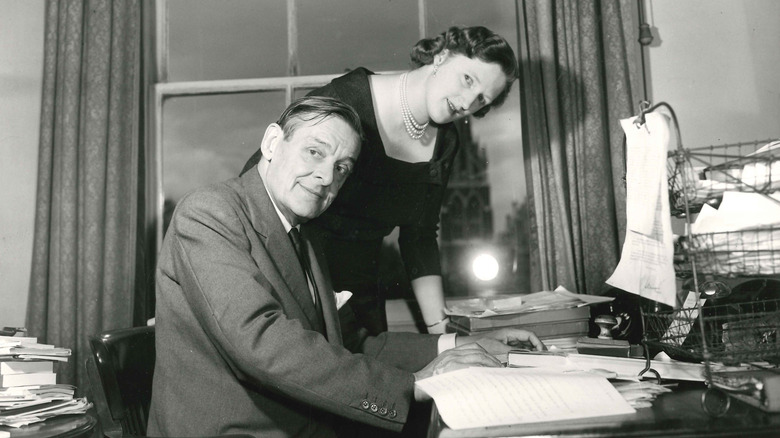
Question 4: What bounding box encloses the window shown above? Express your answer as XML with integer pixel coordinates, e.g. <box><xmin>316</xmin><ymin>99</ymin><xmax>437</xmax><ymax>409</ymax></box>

<box><xmin>151</xmin><ymin>0</ymin><xmax>529</xmax><ymax>297</ymax></box>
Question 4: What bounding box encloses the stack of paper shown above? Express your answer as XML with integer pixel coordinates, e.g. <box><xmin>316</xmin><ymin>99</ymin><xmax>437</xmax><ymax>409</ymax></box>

<box><xmin>0</xmin><ymin>334</ymin><xmax>85</xmax><ymax>427</ymax></box>
<box><xmin>688</xmin><ymin>191</ymin><xmax>780</xmax><ymax>275</ymax></box>
<box><xmin>0</xmin><ymin>395</ymin><xmax>90</xmax><ymax>427</ymax></box>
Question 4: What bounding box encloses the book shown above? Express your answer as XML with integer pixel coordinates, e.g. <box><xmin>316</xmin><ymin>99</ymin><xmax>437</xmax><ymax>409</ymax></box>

<box><xmin>0</xmin><ymin>360</ymin><xmax>54</xmax><ymax>375</ymax></box>
<box><xmin>576</xmin><ymin>337</ymin><xmax>631</xmax><ymax>357</ymax></box>
<box><xmin>0</xmin><ymin>336</ymin><xmax>38</xmax><ymax>345</ymax></box>
<box><xmin>449</xmin><ymin>305</ymin><xmax>591</xmax><ymax>331</ymax></box>
<box><xmin>0</xmin><ymin>346</ymin><xmax>70</xmax><ymax>357</ymax></box>
<box><xmin>507</xmin><ymin>351</ymin><xmax>745</xmax><ymax>382</ymax></box>
<box><xmin>0</xmin><ymin>384</ymin><xmax>75</xmax><ymax>399</ymax></box>
<box><xmin>448</xmin><ymin>318</ymin><xmax>590</xmax><ymax>339</ymax></box>
<box><xmin>0</xmin><ymin>372</ymin><xmax>57</xmax><ymax>388</ymax></box>
<box><xmin>11</xmin><ymin>354</ymin><xmax>69</xmax><ymax>363</ymax></box>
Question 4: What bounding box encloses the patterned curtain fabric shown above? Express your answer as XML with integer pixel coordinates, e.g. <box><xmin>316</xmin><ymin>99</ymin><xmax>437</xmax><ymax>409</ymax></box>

<box><xmin>26</xmin><ymin>0</ymin><xmax>144</xmax><ymax>389</ymax></box>
<box><xmin>518</xmin><ymin>0</ymin><xmax>643</xmax><ymax>295</ymax></box>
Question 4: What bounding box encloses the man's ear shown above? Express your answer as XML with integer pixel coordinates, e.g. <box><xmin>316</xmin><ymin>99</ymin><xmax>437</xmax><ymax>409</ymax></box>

<box><xmin>260</xmin><ymin>123</ymin><xmax>283</xmax><ymax>160</ymax></box>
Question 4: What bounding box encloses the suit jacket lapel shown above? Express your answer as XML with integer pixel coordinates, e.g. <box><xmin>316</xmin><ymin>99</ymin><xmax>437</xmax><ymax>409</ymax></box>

<box><xmin>239</xmin><ymin>169</ymin><xmax>324</xmax><ymax>332</ymax></box>
<box><xmin>302</xmin><ymin>228</ymin><xmax>342</xmax><ymax>345</ymax></box>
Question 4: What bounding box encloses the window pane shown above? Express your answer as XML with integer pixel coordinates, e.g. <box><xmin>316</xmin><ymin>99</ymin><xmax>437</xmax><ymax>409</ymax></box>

<box><xmin>427</xmin><ymin>1</ymin><xmax>528</xmax><ymax>295</ymax></box>
<box><xmin>427</xmin><ymin>0</ymin><xmax>518</xmax><ymax>48</ymax></box>
<box><xmin>293</xmin><ymin>87</ymin><xmax>318</xmax><ymax>101</ymax></box>
<box><xmin>162</xmin><ymin>92</ymin><xmax>285</xmax><ymax>207</ymax></box>
<box><xmin>167</xmin><ymin>0</ymin><xmax>287</xmax><ymax>81</ymax></box>
<box><xmin>297</xmin><ymin>0</ymin><xmax>418</xmax><ymax>74</ymax></box>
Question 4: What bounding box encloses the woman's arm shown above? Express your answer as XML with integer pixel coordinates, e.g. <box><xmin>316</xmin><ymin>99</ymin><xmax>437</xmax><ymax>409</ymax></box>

<box><xmin>411</xmin><ymin>275</ymin><xmax>448</xmax><ymax>334</ymax></box>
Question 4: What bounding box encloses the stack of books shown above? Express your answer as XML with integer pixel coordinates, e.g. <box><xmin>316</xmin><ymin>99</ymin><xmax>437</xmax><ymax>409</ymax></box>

<box><xmin>0</xmin><ymin>333</ymin><xmax>89</xmax><ymax>427</ymax></box>
<box><xmin>447</xmin><ymin>306</ymin><xmax>591</xmax><ymax>348</ymax></box>
<box><xmin>443</xmin><ymin>288</ymin><xmax>616</xmax><ymax>350</ymax></box>
<box><xmin>0</xmin><ymin>334</ymin><xmax>70</xmax><ymax>388</ymax></box>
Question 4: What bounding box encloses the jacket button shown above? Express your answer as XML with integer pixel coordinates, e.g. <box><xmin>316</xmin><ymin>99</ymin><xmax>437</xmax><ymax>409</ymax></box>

<box><xmin>370</xmin><ymin>403</ymin><xmax>378</xmax><ymax>412</ymax></box>
<box><xmin>388</xmin><ymin>409</ymin><xmax>397</xmax><ymax>418</ymax></box>
<box><xmin>379</xmin><ymin>407</ymin><xmax>388</xmax><ymax>416</ymax></box>
<box><xmin>361</xmin><ymin>400</ymin><xmax>370</xmax><ymax>409</ymax></box>
<box><xmin>429</xmin><ymin>168</ymin><xmax>439</xmax><ymax>177</ymax></box>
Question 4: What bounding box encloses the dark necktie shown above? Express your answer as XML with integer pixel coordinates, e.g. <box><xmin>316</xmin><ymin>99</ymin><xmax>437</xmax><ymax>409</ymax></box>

<box><xmin>288</xmin><ymin>228</ymin><xmax>323</xmax><ymax>319</ymax></box>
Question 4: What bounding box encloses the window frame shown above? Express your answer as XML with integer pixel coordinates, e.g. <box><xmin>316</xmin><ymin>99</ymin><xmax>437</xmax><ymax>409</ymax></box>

<box><xmin>148</xmin><ymin>0</ymin><xmax>430</xmax><ymax>249</ymax></box>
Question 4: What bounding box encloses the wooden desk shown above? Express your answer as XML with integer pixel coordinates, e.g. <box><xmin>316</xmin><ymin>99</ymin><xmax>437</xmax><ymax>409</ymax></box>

<box><xmin>428</xmin><ymin>382</ymin><xmax>780</xmax><ymax>438</ymax></box>
<box><xmin>0</xmin><ymin>413</ymin><xmax>96</xmax><ymax>438</ymax></box>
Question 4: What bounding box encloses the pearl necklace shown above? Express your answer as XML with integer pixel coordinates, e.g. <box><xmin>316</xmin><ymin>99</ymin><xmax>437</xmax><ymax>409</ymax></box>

<box><xmin>399</xmin><ymin>73</ymin><xmax>428</xmax><ymax>139</ymax></box>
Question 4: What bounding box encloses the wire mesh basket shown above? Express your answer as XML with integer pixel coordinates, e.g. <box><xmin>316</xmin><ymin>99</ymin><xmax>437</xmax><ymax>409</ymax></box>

<box><xmin>674</xmin><ymin>226</ymin><xmax>780</xmax><ymax>277</ymax></box>
<box><xmin>667</xmin><ymin>138</ymin><xmax>780</xmax><ymax>278</ymax></box>
<box><xmin>634</xmin><ymin>103</ymin><xmax>780</xmax><ymax>416</ymax></box>
<box><xmin>667</xmin><ymin>139</ymin><xmax>780</xmax><ymax>217</ymax></box>
<box><xmin>642</xmin><ymin>298</ymin><xmax>780</xmax><ymax>366</ymax></box>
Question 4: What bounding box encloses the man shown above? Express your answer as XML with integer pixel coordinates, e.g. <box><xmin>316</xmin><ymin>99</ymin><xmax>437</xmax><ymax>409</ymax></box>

<box><xmin>148</xmin><ymin>96</ymin><xmax>543</xmax><ymax>437</ymax></box>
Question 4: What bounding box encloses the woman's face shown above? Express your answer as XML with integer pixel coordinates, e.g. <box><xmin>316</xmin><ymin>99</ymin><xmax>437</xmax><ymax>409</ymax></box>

<box><xmin>426</xmin><ymin>52</ymin><xmax>508</xmax><ymax>124</ymax></box>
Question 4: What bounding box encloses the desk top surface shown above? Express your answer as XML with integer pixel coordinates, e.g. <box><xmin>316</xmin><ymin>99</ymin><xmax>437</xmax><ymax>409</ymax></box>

<box><xmin>430</xmin><ymin>382</ymin><xmax>780</xmax><ymax>438</ymax></box>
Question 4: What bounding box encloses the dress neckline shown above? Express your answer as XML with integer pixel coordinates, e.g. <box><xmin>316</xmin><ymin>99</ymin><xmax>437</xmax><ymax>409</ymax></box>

<box><xmin>361</xmin><ymin>68</ymin><xmax>443</xmax><ymax>167</ymax></box>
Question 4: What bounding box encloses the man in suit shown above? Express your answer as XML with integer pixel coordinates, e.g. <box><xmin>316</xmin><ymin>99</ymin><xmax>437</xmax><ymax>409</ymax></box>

<box><xmin>148</xmin><ymin>96</ymin><xmax>543</xmax><ymax>437</ymax></box>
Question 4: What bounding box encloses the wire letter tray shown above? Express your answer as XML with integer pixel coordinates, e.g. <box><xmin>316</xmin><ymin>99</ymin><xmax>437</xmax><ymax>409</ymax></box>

<box><xmin>643</xmin><ymin>298</ymin><xmax>780</xmax><ymax>365</ymax></box>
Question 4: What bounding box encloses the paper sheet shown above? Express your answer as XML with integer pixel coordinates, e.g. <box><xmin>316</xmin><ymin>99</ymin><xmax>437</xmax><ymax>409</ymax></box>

<box><xmin>445</xmin><ymin>286</ymin><xmax>613</xmax><ymax>317</ymax></box>
<box><xmin>691</xmin><ymin>191</ymin><xmax>780</xmax><ymax>233</ymax></box>
<box><xmin>415</xmin><ymin>367</ymin><xmax>634</xmax><ymax>430</ymax></box>
<box><xmin>606</xmin><ymin>112</ymin><xmax>677</xmax><ymax>307</ymax></box>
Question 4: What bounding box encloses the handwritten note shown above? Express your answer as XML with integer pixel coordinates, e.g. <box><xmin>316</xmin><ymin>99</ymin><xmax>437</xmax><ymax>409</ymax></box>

<box><xmin>415</xmin><ymin>367</ymin><xmax>634</xmax><ymax>430</ymax></box>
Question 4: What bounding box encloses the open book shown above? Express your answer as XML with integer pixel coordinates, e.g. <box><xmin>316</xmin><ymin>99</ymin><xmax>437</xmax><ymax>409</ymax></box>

<box><xmin>415</xmin><ymin>367</ymin><xmax>634</xmax><ymax>430</ymax></box>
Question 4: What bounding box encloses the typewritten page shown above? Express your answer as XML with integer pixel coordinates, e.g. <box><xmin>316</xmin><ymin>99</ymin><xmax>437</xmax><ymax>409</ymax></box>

<box><xmin>606</xmin><ymin>112</ymin><xmax>677</xmax><ymax>307</ymax></box>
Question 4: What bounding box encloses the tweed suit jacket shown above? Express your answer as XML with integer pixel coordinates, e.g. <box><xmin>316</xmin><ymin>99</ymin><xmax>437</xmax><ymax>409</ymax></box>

<box><xmin>147</xmin><ymin>168</ymin><xmax>439</xmax><ymax>437</ymax></box>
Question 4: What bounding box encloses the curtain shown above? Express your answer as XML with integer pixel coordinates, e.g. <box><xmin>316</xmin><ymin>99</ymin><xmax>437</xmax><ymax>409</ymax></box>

<box><xmin>518</xmin><ymin>0</ymin><xmax>643</xmax><ymax>295</ymax></box>
<box><xmin>26</xmin><ymin>0</ymin><xmax>146</xmax><ymax>390</ymax></box>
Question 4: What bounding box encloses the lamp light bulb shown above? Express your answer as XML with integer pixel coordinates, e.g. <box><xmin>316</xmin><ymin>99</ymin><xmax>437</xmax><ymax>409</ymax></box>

<box><xmin>472</xmin><ymin>254</ymin><xmax>499</xmax><ymax>281</ymax></box>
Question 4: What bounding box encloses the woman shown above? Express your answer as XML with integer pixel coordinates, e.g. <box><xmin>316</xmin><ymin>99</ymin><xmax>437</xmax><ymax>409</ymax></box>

<box><xmin>241</xmin><ymin>26</ymin><xmax>517</xmax><ymax>335</ymax></box>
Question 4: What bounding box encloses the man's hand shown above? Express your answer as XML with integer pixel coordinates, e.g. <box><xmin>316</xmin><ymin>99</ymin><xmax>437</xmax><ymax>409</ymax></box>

<box><xmin>412</xmin><ymin>343</ymin><xmax>502</xmax><ymax>401</ymax></box>
<box><xmin>456</xmin><ymin>328</ymin><xmax>546</xmax><ymax>355</ymax></box>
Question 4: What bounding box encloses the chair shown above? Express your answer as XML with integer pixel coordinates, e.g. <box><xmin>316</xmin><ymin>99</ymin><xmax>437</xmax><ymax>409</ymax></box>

<box><xmin>86</xmin><ymin>325</ymin><xmax>250</xmax><ymax>438</ymax></box>
<box><xmin>86</xmin><ymin>326</ymin><xmax>156</xmax><ymax>438</ymax></box>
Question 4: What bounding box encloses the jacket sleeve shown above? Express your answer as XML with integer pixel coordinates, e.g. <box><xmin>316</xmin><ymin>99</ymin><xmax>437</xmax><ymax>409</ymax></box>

<box><xmin>165</xmin><ymin>189</ymin><xmax>437</xmax><ymax>431</ymax></box>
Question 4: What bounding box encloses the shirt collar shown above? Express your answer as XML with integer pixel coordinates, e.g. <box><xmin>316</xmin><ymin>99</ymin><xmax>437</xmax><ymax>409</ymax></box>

<box><xmin>258</xmin><ymin>166</ymin><xmax>297</xmax><ymax>233</ymax></box>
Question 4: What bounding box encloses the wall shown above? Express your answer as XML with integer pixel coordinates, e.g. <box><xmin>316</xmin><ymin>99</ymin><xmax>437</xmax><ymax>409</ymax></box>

<box><xmin>644</xmin><ymin>0</ymin><xmax>780</xmax><ymax>147</ymax></box>
<box><xmin>0</xmin><ymin>0</ymin><xmax>44</xmax><ymax>327</ymax></box>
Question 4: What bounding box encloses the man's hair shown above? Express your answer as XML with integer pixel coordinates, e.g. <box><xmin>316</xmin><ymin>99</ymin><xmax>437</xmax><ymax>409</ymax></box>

<box><xmin>276</xmin><ymin>96</ymin><xmax>364</xmax><ymax>141</ymax></box>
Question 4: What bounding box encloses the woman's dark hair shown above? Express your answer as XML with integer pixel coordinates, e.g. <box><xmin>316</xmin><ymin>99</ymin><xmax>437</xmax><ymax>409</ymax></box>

<box><xmin>410</xmin><ymin>26</ymin><xmax>518</xmax><ymax>118</ymax></box>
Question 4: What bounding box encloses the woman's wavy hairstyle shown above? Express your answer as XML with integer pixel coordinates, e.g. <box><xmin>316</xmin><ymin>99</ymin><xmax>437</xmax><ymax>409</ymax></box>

<box><xmin>410</xmin><ymin>26</ymin><xmax>518</xmax><ymax>118</ymax></box>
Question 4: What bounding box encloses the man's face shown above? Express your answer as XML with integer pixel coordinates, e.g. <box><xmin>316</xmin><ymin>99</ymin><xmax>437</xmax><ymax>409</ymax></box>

<box><xmin>261</xmin><ymin>116</ymin><xmax>360</xmax><ymax>226</ymax></box>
